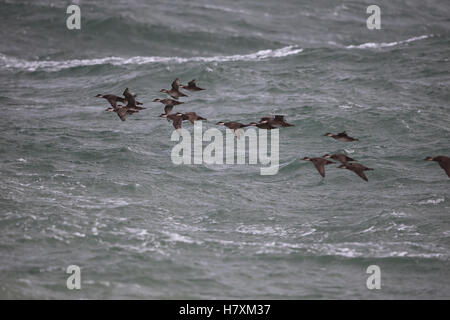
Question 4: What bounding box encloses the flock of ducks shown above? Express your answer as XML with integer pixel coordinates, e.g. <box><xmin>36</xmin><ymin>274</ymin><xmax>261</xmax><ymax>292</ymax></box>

<box><xmin>95</xmin><ymin>78</ymin><xmax>450</xmax><ymax>181</ymax></box>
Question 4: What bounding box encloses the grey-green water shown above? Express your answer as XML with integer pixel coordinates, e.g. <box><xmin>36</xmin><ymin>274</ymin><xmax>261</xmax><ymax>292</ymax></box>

<box><xmin>0</xmin><ymin>0</ymin><xmax>449</xmax><ymax>299</ymax></box>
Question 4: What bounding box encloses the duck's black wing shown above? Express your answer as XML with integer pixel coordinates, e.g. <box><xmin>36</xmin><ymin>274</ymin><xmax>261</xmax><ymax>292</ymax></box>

<box><xmin>171</xmin><ymin>78</ymin><xmax>181</xmax><ymax>90</ymax></box>
<box><xmin>164</xmin><ymin>105</ymin><xmax>174</xmax><ymax>115</ymax></box>
<box><xmin>312</xmin><ymin>159</ymin><xmax>327</xmax><ymax>177</ymax></box>
<box><xmin>438</xmin><ymin>158</ymin><xmax>450</xmax><ymax>178</ymax></box>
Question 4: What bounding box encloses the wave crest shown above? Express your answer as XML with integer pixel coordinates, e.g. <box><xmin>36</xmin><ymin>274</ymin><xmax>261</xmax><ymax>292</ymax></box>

<box><xmin>0</xmin><ymin>46</ymin><xmax>303</xmax><ymax>72</ymax></box>
<box><xmin>346</xmin><ymin>34</ymin><xmax>431</xmax><ymax>49</ymax></box>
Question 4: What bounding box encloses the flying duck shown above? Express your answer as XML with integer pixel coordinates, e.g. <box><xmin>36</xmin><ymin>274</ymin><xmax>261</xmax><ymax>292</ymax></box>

<box><xmin>181</xmin><ymin>112</ymin><xmax>207</xmax><ymax>124</ymax></box>
<box><xmin>424</xmin><ymin>156</ymin><xmax>450</xmax><ymax>178</ymax></box>
<box><xmin>323</xmin><ymin>153</ymin><xmax>356</xmax><ymax>164</ymax></box>
<box><xmin>106</xmin><ymin>105</ymin><xmax>140</xmax><ymax>121</ymax></box>
<box><xmin>216</xmin><ymin>121</ymin><xmax>252</xmax><ymax>137</ymax></box>
<box><xmin>248</xmin><ymin>121</ymin><xmax>276</xmax><ymax>130</ymax></box>
<box><xmin>160</xmin><ymin>78</ymin><xmax>188</xmax><ymax>100</ymax></box>
<box><xmin>338</xmin><ymin>163</ymin><xmax>373</xmax><ymax>181</ymax></box>
<box><xmin>153</xmin><ymin>98</ymin><xmax>184</xmax><ymax>115</ymax></box>
<box><xmin>324</xmin><ymin>131</ymin><xmax>359</xmax><ymax>142</ymax></box>
<box><xmin>302</xmin><ymin>157</ymin><xmax>335</xmax><ymax>178</ymax></box>
<box><xmin>122</xmin><ymin>88</ymin><xmax>145</xmax><ymax>110</ymax></box>
<box><xmin>160</xmin><ymin>112</ymin><xmax>184</xmax><ymax>133</ymax></box>
<box><xmin>95</xmin><ymin>94</ymin><xmax>126</xmax><ymax>109</ymax></box>
<box><xmin>181</xmin><ymin>79</ymin><xmax>205</xmax><ymax>91</ymax></box>
<box><xmin>260</xmin><ymin>115</ymin><xmax>294</xmax><ymax>127</ymax></box>
<box><xmin>153</xmin><ymin>98</ymin><xmax>184</xmax><ymax>107</ymax></box>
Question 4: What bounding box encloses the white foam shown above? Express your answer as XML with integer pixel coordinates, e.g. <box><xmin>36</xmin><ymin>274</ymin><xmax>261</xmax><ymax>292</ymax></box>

<box><xmin>200</xmin><ymin>4</ymin><xmax>250</xmax><ymax>15</ymax></box>
<box><xmin>0</xmin><ymin>46</ymin><xmax>303</xmax><ymax>72</ymax></box>
<box><xmin>346</xmin><ymin>34</ymin><xmax>431</xmax><ymax>49</ymax></box>
<box><xmin>418</xmin><ymin>198</ymin><xmax>445</xmax><ymax>205</ymax></box>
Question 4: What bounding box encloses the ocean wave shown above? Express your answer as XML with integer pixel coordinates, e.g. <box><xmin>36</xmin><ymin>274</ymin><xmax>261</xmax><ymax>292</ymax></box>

<box><xmin>346</xmin><ymin>34</ymin><xmax>431</xmax><ymax>49</ymax></box>
<box><xmin>0</xmin><ymin>46</ymin><xmax>303</xmax><ymax>72</ymax></box>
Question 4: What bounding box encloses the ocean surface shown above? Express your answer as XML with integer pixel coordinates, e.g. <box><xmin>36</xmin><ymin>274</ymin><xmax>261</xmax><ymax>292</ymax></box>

<box><xmin>0</xmin><ymin>0</ymin><xmax>449</xmax><ymax>299</ymax></box>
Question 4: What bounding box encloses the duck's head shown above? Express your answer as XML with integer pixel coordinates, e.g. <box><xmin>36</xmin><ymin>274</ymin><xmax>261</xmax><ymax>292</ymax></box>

<box><xmin>160</xmin><ymin>89</ymin><xmax>168</xmax><ymax>93</ymax></box>
<box><xmin>95</xmin><ymin>94</ymin><xmax>103</xmax><ymax>98</ymax></box>
<box><xmin>324</xmin><ymin>133</ymin><xmax>333</xmax><ymax>137</ymax></box>
<box><xmin>159</xmin><ymin>113</ymin><xmax>168</xmax><ymax>118</ymax></box>
<box><xmin>322</xmin><ymin>154</ymin><xmax>331</xmax><ymax>159</ymax></box>
<box><xmin>105</xmin><ymin>107</ymin><xmax>114</xmax><ymax>112</ymax></box>
<box><xmin>216</xmin><ymin>121</ymin><xmax>225</xmax><ymax>126</ymax></box>
<box><xmin>153</xmin><ymin>98</ymin><xmax>161</xmax><ymax>102</ymax></box>
<box><xmin>424</xmin><ymin>156</ymin><xmax>434</xmax><ymax>161</ymax></box>
<box><xmin>302</xmin><ymin>157</ymin><xmax>311</xmax><ymax>161</ymax></box>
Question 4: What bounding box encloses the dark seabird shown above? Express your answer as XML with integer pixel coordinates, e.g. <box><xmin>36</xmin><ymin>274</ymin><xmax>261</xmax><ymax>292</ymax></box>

<box><xmin>122</xmin><ymin>88</ymin><xmax>145</xmax><ymax>110</ymax></box>
<box><xmin>153</xmin><ymin>98</ymin><xmax>184</xmax><ymax>107</ymax></box>
<box><xmin>160</xmin><ymin>112</ymin><xmax>184</xmax><ymax>133</ymax></box>
<box><xmin>160</xmin><ymin>78</ymin><xmax>188</xmax><ymax>100</ymax></box>
<box><xmin>302</xmin><ymin>157</ymin><xmax>335</xmax><ymax>178</ymax></box>
<box><xmin>324</xmin><ymin>131</ymin><xmax>359</xmax><ymax>142</ymax></box>
<box><xmin>153</xmin><ymin>98</ymin><xmax>184</xmax><ymax>115</ymax></box>
<box><xmin>106</xmin><ymin>106</ymin><xmax>139</xmax><ymax>121</ymax></box>
<box><xmin>181</xmin><ymin>112</ymin><xmax>207</xmax><ymax>124</ymax></box>
<box><xmin>248</xmin><ymin>121</ymin><xmax>276</xmax><ymax>130</ymax></box>
<box><xmin>216</xmin><ymin>121</ymin><xmax>251</xmax><ymax>136</ymax></box>
<box><xmin>338</xmin><ymin>163</ymin><xmax>373</xmax><ymax>181</ymax></box>
<box><xmin>323</xmin><ymin>153</ymin><xmax>356</xmax><ymax>164</ymax></box>
<box><xmin>181</xmin><ymin>79</ymin><xmax>205</xmax><ymax>91</ymax></box>
<box><xmin>95</xmin><ymin>94</ymin><xmax>126</xmax><ymax>109</ymax></box>
<box><xmin>260</xmin><ymin>115</ymin><xmax>294</xmax><ymax>127</ymax></box>
<box><xmin>424</xmin><ymin>156</ymin><xmax>450</xmax><ymax>178</ymax></box>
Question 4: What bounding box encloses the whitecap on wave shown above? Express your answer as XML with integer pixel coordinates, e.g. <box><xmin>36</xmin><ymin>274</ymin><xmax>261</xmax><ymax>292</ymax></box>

<box><xmin>346</xmin><ymin>34</ymin><xmax>431</xmax><ymax>49</ymax></box>
<box><xmin>0</xmin><ymin>46</ymin><xmax>303</xmax><ymax>72</ymax></box>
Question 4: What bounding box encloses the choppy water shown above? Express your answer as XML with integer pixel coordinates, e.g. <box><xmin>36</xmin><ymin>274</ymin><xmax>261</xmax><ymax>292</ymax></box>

<box><xmin>0</xmin><ymin>0</ymin><xmax>449</xmax><ymax>299</ymax></box>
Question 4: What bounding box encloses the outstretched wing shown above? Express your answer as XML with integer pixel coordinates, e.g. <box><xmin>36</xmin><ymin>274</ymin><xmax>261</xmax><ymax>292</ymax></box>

<box><xmin>164</xmin><ymin>105</ymin><xmax>174</xmax><ymax>115</ymax></box>
<box><xmin>116</xmin><ymin>108</ymin><xmax>128</xmax><ymax>121</ymax></box>
<box><xmin>353</xmin><ymin>168</ymin><xmax>368</xmax><ymax>181</ymax></box>
<box><xmin>438</xmin><ymin>161</ymin><xmax>450</xmax><ymax>178</ymax></box>
<box><xmin>125</xmin><ymin>95</ymin><xmax>137</xmax><ymax>108</ymax></box>
<box><xmin>171</xmin><ymin>78</ymin><xmax>181</xmax><ymax>90</ymax></box>
<box><xmin>102</xmin><ymin>95</ymin><xmax>118</xmax><ymax>108</ymax></box>
<box><xmin>312</xmin><ymin>159</ymin><xmax>326</xmax><ymax>177</ymax></box>
<box><xmin>172</xmin><ymin>116</ymin><xmax>182</xmax><ymax>130</ymax></box>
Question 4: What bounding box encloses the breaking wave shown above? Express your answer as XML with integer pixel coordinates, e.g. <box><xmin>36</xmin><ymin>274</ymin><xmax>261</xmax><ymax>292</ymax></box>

<box><xmin>0</xmin><ymin>46</ymin><xmax>303</xmax><ymax>72</ymax></box>
<box><xmin>346</xmin><ymin>35</ymin><xmax>432</xmax><ymax>49</ymax></box>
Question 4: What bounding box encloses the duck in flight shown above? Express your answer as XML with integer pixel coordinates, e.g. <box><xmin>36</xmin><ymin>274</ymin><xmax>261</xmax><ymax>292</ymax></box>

<box><xmin>181</xmin><ymin>79</ymin><xmax>205</xmax><ymax>91</ymax></box>
<box><xmin>181</xmin><ymin>112</ymin><xmax>207</xmax><ymax>124</ymax></box>
<box><xmin>160</xmin><ymin>112</ymin><xmax>184</xmax><ymax>133</ymax></box>
<box><xmin>95</xmin><ymin>94</ymin><xmax>126</xmax><ymax>109</ymax></box>
<box><xmin>260</xmin><ymin>115</ymin><xmax>294</xmax><ymax>128</ymax></box>
<box><xmin>122</xmin><ymin>88</ymin><xmax>145</xmax><ymax>110</ymax></box>
<box><xmin>216</xmin><ymin>121</ymin><xmax>252</xmax><ymax>137</ymax></box>
<box><xmin>95</xmin><ymin>91</ymin><xmax>143</xmax><ymax>110</ymax></box>
<box><xmin>338</xmin><ymin>163</ymin><xmax>373</xmax><ymax>181</ymax></box>
<box><xmin>323</xmin><ymin>153</ymin><xmax>356</xmax><ymax>164</ymax></box>
<box><xmin>153</xmin><ymin>98</ymin><xmax>184</xmax><ymax>115</ymax></box>
<box><xmin>424</xmin><ymin>156</ymin><xmax>450</xmax><ymax>178</ymax></box>
<box><xmin>160</xmin><ymin>78</ymin><xmax>188</xmax><ymax>100</ymax></box>
<box><xmin>302</xmin><ymin>157</ymin><xmax>335</xmax><ymax>178</ymax></box>
<box><xmin>153</xmin><ymin>98</ymin><xmax>184</xmax><ymax>107</ymax></box>
<box><xmin>106</xmin><ymin>105</ymin><xmax>140</xmax><ymax>121</ymax></box>
<box><xmin>324</xmin><ymin>131</ymin><xmax>359</xmax><ymax>142</ymax></box>
<box><xmin>248</xmin><ymin>121</ymin><xmax>276</xmax><ymax>130</ymax></box>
